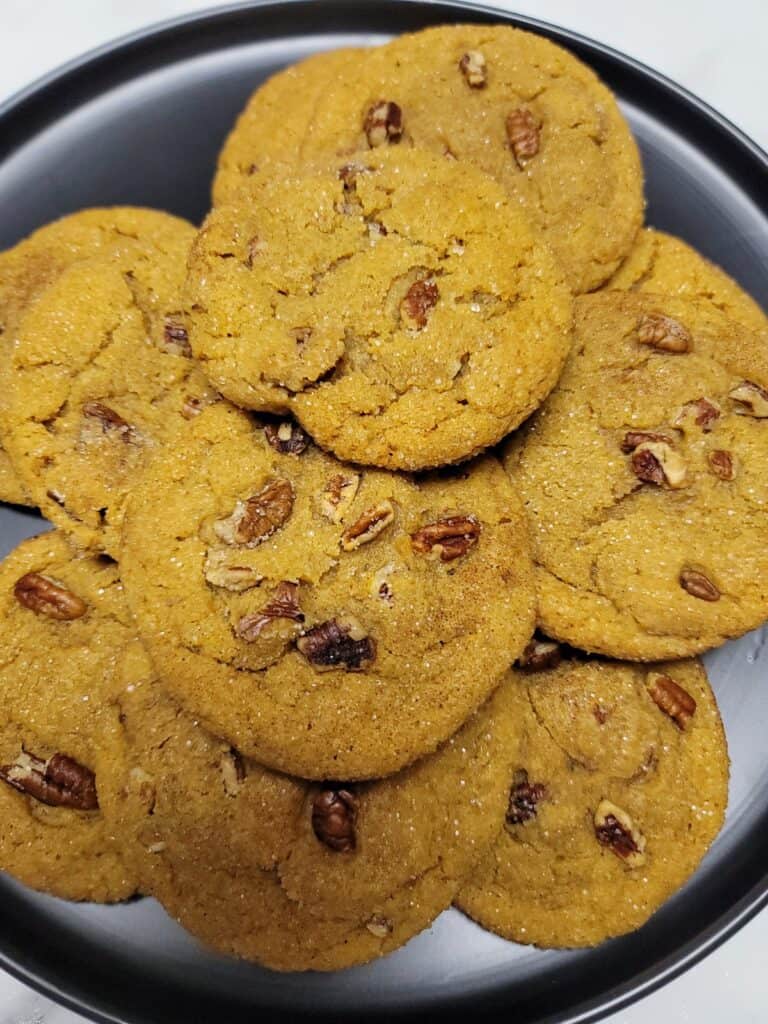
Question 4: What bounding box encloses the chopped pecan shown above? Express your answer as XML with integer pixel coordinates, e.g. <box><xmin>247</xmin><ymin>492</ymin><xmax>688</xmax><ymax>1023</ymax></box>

<box><xmin>459</xmin><ymin>50</ymin><xmax>487</xmax><ymax>88</ymax></box>
<box><xmin>14</xmin><ymin>572</ymin><xmax>87</xmax><ymax>620</ymax></box>
<box><xmin>370</xmin><ymin>564</ymin><xmax>395</xmax><ymax>604</ymax></box>
<box><xmin>203</xmin><ymin>551</ymin><xmax>262</xmax><ymax>592</ymax></box>
<box><xmin>674</xmin><ymin>397</ymin><xmax>721</xmax><ymax>432</ymax></box>
<box><xmin>366</xmin><ymin>914</ymin><xmax>393</xmax><ymax>938</ymax></box>
<box><xmin>364</xmin><ymin>101</ymin><xmax>403</xmax><ymax>148</ymax></box>
<box><xmin>517</xmin><ymin>637</ymin><xmax>562</xmax><ymax>671</ymax></box>
<box><xmin>213</xmin><ymin>479</ymin><xmax>294</xmax><ymax>546</ymax></box>
<box><xmin>594</xmin><ymin>799</ymin><xmax>646</xmax><ymax>867</ymax></box>
<box><xmin>338</xmin><ymin>161</ymin><xmax>369</xmax><ymax>189</ymax></box>
<box><xmin>312</xmin><ymin>787</ymin><xmax>357</xmax><ymax>852</ymax></box>
<box><xmin>621</xmin><ymin>430</ymin><xmax>674</xmax><ymax>453</ymax></box>
<box><xmin>82</xmin><ymin>401</ymin><xmax>135</xmax><ymax>440</ymax></box>
<box><xmin>235</xmin><ymin>581</ymin><xmax>304</xmax><ymax>641</ymax></box>
<box><xmin>729</xmin><ymin>380</ymin><xmax>768</xmax><ymax>417</ymax></box>
<box><xmin>400</xmin><ymin>278</ymin><xmax>439</xmax><ymax>330</ymax></box>
<box><xmin>679</xmin><ymin>568</ymin><xmax>720</xmax><ymax>602</ymax></box>
<box><xmin>320</xmin><ymin>473</ymin><xmax>360</xmax><ymax>523</ymax></box>
<box><xmin>220</xmin><ymin>748</ymin><xmax>246</xmax><ymax>796</ymax></box>
<box><xmin>646</xmin><ymin>672</ymin><xmax>697</xmax><ymax>730</ymax></box>
<box><xmin>630</xmin><ymin>441</ymin><xmax>686</xmax><ymax>488</ymax></box>
<box><xmin>291</xmin><ymin>327</ymin><xmax>312</xmax><ymax>345</ymax></box>
<box><xmin>411</xmin><ymin>514</ymin><xmax>481</xmax><ymax>562</ymax></box>
<box><xmin>506</xmin><ymin>108</ymin><xmax>540</xmax><ymax>166</ymax></box>
<box><xmin>636</xmin><ymin>313</ymin><xmax>691</xmax><ymax>353</ymax></box>
<box><xmin>163</xmin><ymin>317</ymin><xmax>191</xmax><ymax>356</ymax></box>
<box><xmin>342</xmin><ymin>501</ymin><xmax>395</xmax><ymax>551</ymax></box>
<box><xmin>264</xmin><ymin>421</ymin><xmax>308</xmax><ymax>455</ymax></box>
<box><xmin>128</xmin><ymin>767</ymin><xmax>156</xmax><ymax>813</ymax></box>
<box><xmin>297</xmin><ymin>617</ymin><xmax>376</xmax><ymax>672</ymax></box>
<box><xmin>708</xmin><ymin>449</ymin><xmax>736</xmax><ymax>480</ymax></box>
<box><xmin>246</xmin><ymin>236</ymin><xmax>268</xmax><ymax>265</ymax></box>
<box><xmin>181</xmin><ymin>395</ymin><xmax>205</xmax><ymax>419</ymax></box>
<box><xmin>0</xmin><ymin>750</ymin><xmax>98</xmax><ymax>811</ymax></box>
<box><xmin>506</xmin><ymin>770</ymin><xmax>547</xmax><ymax>825</ymax></box>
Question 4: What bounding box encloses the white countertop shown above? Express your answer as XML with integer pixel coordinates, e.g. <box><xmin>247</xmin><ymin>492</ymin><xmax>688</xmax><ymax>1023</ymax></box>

<box><xmin>1</xmin><ymin>1</ymin><xmax>767</xmax><ymax>1021</ymax></box>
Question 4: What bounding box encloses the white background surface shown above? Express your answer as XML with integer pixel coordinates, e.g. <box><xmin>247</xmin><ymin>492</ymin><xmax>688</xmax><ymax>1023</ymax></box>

<box><xmin>1</xmin><ymin>1</ymin><xmax>767</xmax><ymax>1022</ymax></box>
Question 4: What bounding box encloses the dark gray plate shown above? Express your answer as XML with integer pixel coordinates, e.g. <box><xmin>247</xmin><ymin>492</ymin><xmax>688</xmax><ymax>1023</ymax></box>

<box><xmin>1</xmin><ymin>2</ymin><xmax>767</xmax><ymax>1022</ymax></box>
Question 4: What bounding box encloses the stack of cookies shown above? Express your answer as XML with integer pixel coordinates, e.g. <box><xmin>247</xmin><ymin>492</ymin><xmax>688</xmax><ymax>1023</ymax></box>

<box><xmin>3</xmin><ymin>22</ymin><xmax>764</xmax><ymax>968</ymax></box>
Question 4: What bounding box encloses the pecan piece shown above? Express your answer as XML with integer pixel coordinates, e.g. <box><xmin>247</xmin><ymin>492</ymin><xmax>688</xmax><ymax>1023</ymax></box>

<box><xmin>235</xmin><ymin>581</ymin><xmax>304</xmax><ymax>641</ymax></box>
<box><xmin>320</xmin><ymin>473</ymin><xmax>360</xmax><ymax>523</ymax></box>
<box><xmin>594</xmin><ymin>799</ymin><xmax>646</xmax><ymax>867</ymax></box>
<box><xmin>459</xmin><ymin>51</ymin><xmax>487</xmax><ymax>88</ymax></box>
<box><xmin>506</xmin><ymin>108</ymin><xmax>540</xmax><ymax>166</ymax></box>
<box><xmin>410</xmin><ymin>514</ymin><xmax>481</xmax><ymax>562</ymax></box>
<box><xmin>364</xmin><ymin>101</ymin><xmax>403</xmax><ymax>148</ymax></box>
<box><xmin>506</xmin><ymin>770</ymin><xmax>547</xmax><ymax>825</ymax></box>
<box><xmin>163</xmin><ymin>317</ymin><xmax>191</xmax><ymax>356</ymax></box>
<box><xmin>220</xmin><ymin>748</ymin><xmax>246</xmax><ymax>796</ymax></box>
<box><xmin>14</xmin><ymin>572</ymin><xmax>87</xmax><ymax>620</ymax></box>
<box><xmin>400</xmin><ymin>278</ymin><xmax>439</xmax><ymax>330</ymax></box>
<box><xmin>674</xmin><ymin>397</ymin><xmax>721</xmax><ymax>432</ymax></box>
<box><xmin>620</xmin><ymin>430</ymin><xmax>674</xmax><ymax>453</ymax></box>
<box><xmin>264</xmin><ymin>421</ymin><xmax>308</xmax><ymax>455</ymax></box>
<box><xmin>729</xmin><ymin>380</ymin><xmax>768</xmax><ymax>417</ymax></box>
<box><xmin>636</xmin><ymin>313</ymin><xmax>691</xmax><ymax>353</ymax></box>
<box><xmin>246</xmin><ymin>236</ymin><xmax>268</xmax><ymax>265</ymax></box>
<box><xmin>370</xmin><ymin>564</ymin><xmax>395</xmax><ymax>604</ymax></box>
<box><xmin>312</xmin><ymin>787</ymin><xmax>357</xmax><ymax>852</ymax></box>
<box><xmin>213</xmin><ymin>479</ymin><xmax>294</xmax><ymax>546</ymax></box>
<box><xmin>82</xmin><ymin>401</ymin><xmax>135</xmax><ymax>440</ymax></box>
<box><xmin>679</xmin><ymin>568</ymin><xmax>720</xmax><ymax>602</ymax></box>
<box><xmin>0</xmin><ymin>750</ymin><xmax>98</xmax><ymax>811</ymax></box>
<box><xmin>297</xmin><ymin>618</ymin><xmax>376</xmax><ymax>672</ymax></box>
<box><xmin>630</xmin><ymin>441</ymin><xmax>686</xmax><ymax>488</ymax></box>
<box><xmin>517</xmin><ymin>637</ymin><xmax>562</xmax><ymax>671</ymax></box>
<box><xmin>203</xmin><ymin>551</ymin><xmax>262</xmax><ymax>592</ymax></box>
<box><xmin>366</xmin><ymin>914</ymin><xmax>393</xmax><ymax>938</ymax></box>
<box><xmin>708</xmin><ymin>449</ymin><xmax>736</xmax><ymax>480</ymax></box>
<box><xmin>342</xmin><ymin>501</ymin><xmax>395</xmax><ymax>551</ymax></box>
<box><xmin>646</xmin><ymin>672</ymin><xmax>697</xmax><ymax>730</ymax></box>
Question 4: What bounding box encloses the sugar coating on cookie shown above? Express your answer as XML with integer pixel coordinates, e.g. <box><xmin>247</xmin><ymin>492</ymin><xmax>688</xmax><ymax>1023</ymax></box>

<box><xmin>188</xmin><ymin>148</ymin><xmax>573</xmax><ymax>470</ymax></box>
<box><xmin>507</xmin><ymin>291</ymin><xmax>768</xmax><ymax>659</ymax></box>
<box><xmin>456</xmin><ymin>656</ymin><xmax>728</xmax><ymax>947</ymax></box>
<box><xmin>0</xmin><ymin>531</ymin><xmax>146</xmax><ymax>902</ymax></box>
<box><xmin>120</xmin><ymin>402</ymin><xmax>536</xmax><ymax>779</ymax></box>
<box><xmin>212</xmin><ymin>26</ymin><xmax>644</xmax><ymax>293</ymax></box>
<box><xmin>0</xmin><ymin>210</ymin><xmax>217</xmax><ymax>555</ymax></box>
<box><xmin>109</xmin><ymin>675</ymin><xmax>521</xmax><ymax>970</ymax></box>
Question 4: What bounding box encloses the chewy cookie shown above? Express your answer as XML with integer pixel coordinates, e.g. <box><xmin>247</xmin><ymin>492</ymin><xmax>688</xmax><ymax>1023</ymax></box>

<box><xmin>120</xmin><ymin>402</ymin><xmax>536</xmax><ymax>779</ymax></box>
<box><xmin>108</xmin><ymin>674</ymin><xmax>521</xmax><ymax>971</ymax></box>
<box><xmin>0</xmin><ymin>531</ymin><xmax>145</xmax><ymax>902</ymax></box>
<box><xmin>507</xmin><ymin>291</ymin><xmax>768</xmax><ymax>659</ymax></box>
<box><xmin>0</xmin><ymin>211</ymin><xmax>217</xmax><ymax>555</ymax></box>
<box><xmin>605</xmin><ymin>228</ymin><xmax>768</xmax><ymax>334</ymax></box>
<box><xmin>187</xmin><ymin>148</ymin><xmax>572</xmax><ymax>470</ymax></box>
<box><xmin>212</xmin><ymin>25</ymin><xmax>644</xmax><ymax>293</ymax></box>
<box><xmin>456</xmin><ymin>654</ymin><xmax>728</xmax><ymax>947</ymax></box>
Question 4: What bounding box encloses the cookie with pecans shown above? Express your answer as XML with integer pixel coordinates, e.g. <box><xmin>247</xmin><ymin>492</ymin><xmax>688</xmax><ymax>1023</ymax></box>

<box><xmin>604</xmin><ymin>228</ymin><xmax>768</xmax><ymax>334</ymax></box>
<box><xmin>506</xmin><ymin>291</ymin><xmax>768</xmax><ymax>659</ymax></box>
<box><xmin>187</xmin><ymin>147</ymin><xmax>572</xmax><ymax>470</ymax></box>
<box><xmin>0</xmin><ymin>531</ymin><xmax>147</xmax><ymax>902</ymax></box>
<box><xmin>119</xmin><ymin>402</ymin><xmax>536</xmax><ymax>779</ymax></box>
<box><xmin>456</xmin><ymin>653</ymin><xmax>728</xmax><ymax>947</ymax></box>
<box><xmin>106</xmin><ymin>673</ymin><xmax>521</xmax><ymax>970</ymax></box>
<box><xmin>0</xmin><ymin>210</ymin><xmax>217</xmax><ymax>555</ymax></box>
<box><xmin>212</xmin><ymin>25</ymin><xmax>644</xmax><ymax>293</ymax></box>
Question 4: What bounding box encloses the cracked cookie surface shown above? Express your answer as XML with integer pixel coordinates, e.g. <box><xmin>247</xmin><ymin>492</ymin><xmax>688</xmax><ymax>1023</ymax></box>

<box><xmin>103</xmin><ymin>674</ymin><xmax>521</xmax><ymax>971</ymax></box>
<box><xmin>212</xmin><ymin>25</ymin><xmax>643</xmax><ymax>294</ymax></box>
<box><xmin>456</xmin><ymin>655</ymin><xmax>728</xmax><ymax>947</ymax></box>
<box><xmin>0</xmin><ymin>531</ymin><xmax>145</xmax><ymax>902</ymax></box>
<box><xmin>188</xmin><ymin>147</ymin><xmax>572</xmax><ymax>470</ymax></box>
<box><xmin>506</xmin><ymin>291</ymin><xmax>768</xmax><ymax>659</ymax></box>
<box><xmin>0</xmin><ymin>210</ymin><xmax>216</xmax><ymax>555</ymax></box>
<box><xmin>120</xmin><ymin>402</ymin><xmax>535</xmax><ymax>779</ymax></box>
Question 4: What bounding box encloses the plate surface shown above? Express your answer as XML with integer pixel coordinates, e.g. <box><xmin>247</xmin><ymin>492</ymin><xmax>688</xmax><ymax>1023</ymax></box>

<box><xmin>1</xmin><ymin>2</ymin><xmax>767</xmax><ymax>1022</ymax></box>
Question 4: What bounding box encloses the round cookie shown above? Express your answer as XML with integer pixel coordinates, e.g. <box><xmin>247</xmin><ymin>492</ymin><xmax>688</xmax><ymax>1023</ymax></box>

<box><xmin>605</xmin><ymin>228</ymin><xmax>768</xmax><ymax>334</ymax></box>
<box><xmin>108</xmin><ymin>674</ymin><xmax>521</xmax><ymax>970</ymax></box>
<box><xmin>456</xmin><ymin>653</ymin><xmax>728</xmax><ymax>947</ymax></box>
<box><xmin>0</xmin><ymin>213</ymin><xmax>217</xmax><ymax>555</ymax></box>
<box><xmin>120</xmin><ymin>402</ymin><xmax>536</xmax><ymax>779</ymax></box>
<box><xmin>507</xmin><ymin>291</ymin><xmax>768</xmax><ymax>659</ymax></box>
<box><xmin>212</xmin><ymin>26</ymin><xmax>644</xmax><ymax>293</ymax></box>
<box><xmin>187</xmin><ymin>148</ymin><xmax>573</xmax><ymax>470</ymax></box>
<box><xmin>0</xmin><ymin>531</ymin><xmax>145</xmax><ymax>902</ymax></box>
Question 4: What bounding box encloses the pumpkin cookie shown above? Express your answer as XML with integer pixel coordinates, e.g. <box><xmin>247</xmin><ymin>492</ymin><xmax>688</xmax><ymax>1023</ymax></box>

<box><xmin>0</xmin><ymin>211</ymin><xmax>217</xmax><ymax>555</ymax></box>
<box><xmin>212</xmin><ymin>26</ymin><xmax>644</xmax><ymax>293</ymax></box>
<box><xmin>0</xmin><ymin>531</ymin><xmax>145</xmax><ymax>902</ymax></box>
<box><xmin>605</xmin><ymin>228</ymin><xmax>768</xmax><ymax>333</ymax></box>
<box><xmin>108</xmin><ymin>674</ymin><xmax>521</xmax><ymax>971</ymax></box>
<box><xmin>120</xmin><ymin>402</ymin><xmax>535</xmax><ymax>779</ymax></box>
<box><xmin>456</xmin><ymin>653</ymin><xmax>728</xmax><ymax>947</ymax></box>
<box><xmin>187</xmin><ymin>148</ymin><xmax>572</xmax><ymax>470</ymax></box>
<box><xmin>507</xmin><ymin>291</ymin><xmax>768</xmax><ymax>659</ymax></box>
